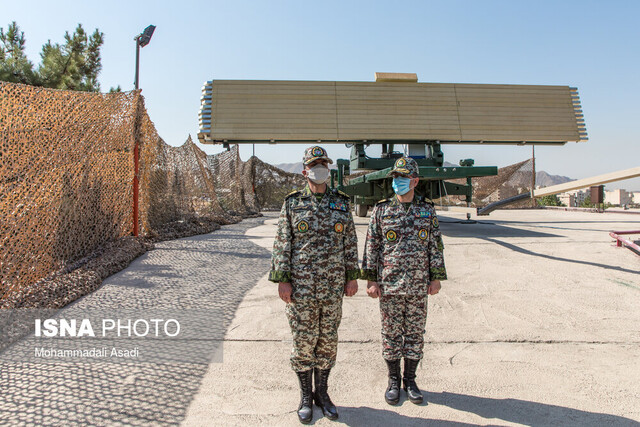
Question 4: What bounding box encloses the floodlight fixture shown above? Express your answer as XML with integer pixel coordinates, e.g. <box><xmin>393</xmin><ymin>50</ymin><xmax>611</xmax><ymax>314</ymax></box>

<box><xmin>137</xmin><ymin>25</ymin><xmax>155</xmax><ymax>47</ymax></box>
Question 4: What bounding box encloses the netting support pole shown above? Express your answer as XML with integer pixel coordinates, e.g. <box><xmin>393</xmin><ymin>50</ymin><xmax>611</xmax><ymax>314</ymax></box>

<box><xmin>133</xmin><ymin>141</ymin><xmax>140</xmax><ymax>236</ymax></box>
<box><xmin>531</xmin><ymin>145</ymin><xmax>536</xmax><ymax>207</ymax></box>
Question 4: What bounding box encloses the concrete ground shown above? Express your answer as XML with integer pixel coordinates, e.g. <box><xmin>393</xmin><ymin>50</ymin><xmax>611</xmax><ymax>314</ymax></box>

<box><xmin>182</xmin><ymin>209</ymin><xmax>640</xmax><ymax>426</ymax></box>
<box><xmin>1</xmin><ymin>210</ymin><xmax>638</xmax><ymax>426</ymax></box>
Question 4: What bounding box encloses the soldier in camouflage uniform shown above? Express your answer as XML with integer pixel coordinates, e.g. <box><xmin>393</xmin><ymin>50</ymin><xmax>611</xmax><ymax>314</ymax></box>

<box><xmin>361</xmin><ymin>156</ymin><xmax>447</xmax><ymax>405</ymax></box>
<box><xmin>269</xmin><ymin>146</ymin><xmax>359</xmax><ymax>424</ymax></box>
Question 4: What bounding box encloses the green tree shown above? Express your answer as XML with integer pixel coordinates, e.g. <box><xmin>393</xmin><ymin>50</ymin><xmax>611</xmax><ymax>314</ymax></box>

<box><xmin>37</xmin><ymin>24</ymin><xmax>104</xmax><ymax>91</ymax></box>
<box><xmin>580</xmin><ymin>195</ymin><xmax>592</xmax><ymax>208</ymax></box>
<box><xmin>0</xmin><ymin>21</ymin><xmax>36</xmax><ymax>84</ymax></box>
<box><xmin>538</xmin><ymin>195</ymin><xmax>563</xmax><ymax>207</ymax></box>
<box><xmin>0</xmin><ymin>21</ymin><xmax>105</xmax><ymax>92</ymax></box>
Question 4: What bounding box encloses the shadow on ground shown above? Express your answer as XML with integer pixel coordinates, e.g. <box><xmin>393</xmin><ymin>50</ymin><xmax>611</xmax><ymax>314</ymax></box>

<box><xmin>483</xmin><ymin>237</ymin><xmax>639</xmax><ymax>275</ymax></box>
<box><xmin>439</xmin><ymin>217</ymin><xmax>561</xmax><ymax>239</ymax></box>
<box><xmin>327</xmin><ymin>392</ymin><xmax>636</xmax><ymax>426</ymax></box>
<box><xmin>0</xmin><ymin>216</ymin><xmax>272</xmax><ymax>426</ymax></box>
<box><xmin>425</xmin><ymin>391</ymin><xmax>636</xmax><ymax>426</ymax></box>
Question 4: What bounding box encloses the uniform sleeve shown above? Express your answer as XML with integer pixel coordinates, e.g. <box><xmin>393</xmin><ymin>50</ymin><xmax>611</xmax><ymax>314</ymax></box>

<box><xmin>268</xmin><ymin>200</ymin><xmax>292</xmax><ymax>283</ymax></box>
<box><xmin>360</xmin><ymin>204</ymin><xmax>382</xmax><ymax>281</ymax></box>
<box><xmin>428</xmin><ymin>211</ymin><xmax>447</xmax><ymax>281</ymax></box>
<box><xmin>343</xmin><ymin>202</ymin><xmax>360</xmax><ymax>281</ymax></box>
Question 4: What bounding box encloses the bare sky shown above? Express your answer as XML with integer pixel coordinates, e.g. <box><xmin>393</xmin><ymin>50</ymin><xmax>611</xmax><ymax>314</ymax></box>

<box><xmin>5</xmin><ymin>0</ymin><xmax>639</xmax><ymax>190</ymax></box>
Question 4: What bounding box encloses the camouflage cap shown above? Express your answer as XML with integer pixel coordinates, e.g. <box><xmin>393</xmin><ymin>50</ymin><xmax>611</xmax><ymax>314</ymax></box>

<box><xmin>303</xmin><ymin>145</ymin><xmax>333</xmax><ymax>165</ymax></box>
<box><xmin>388</xmin><ymin>157</ymin><xmax>419</xmax><ymax>177</ymax></box>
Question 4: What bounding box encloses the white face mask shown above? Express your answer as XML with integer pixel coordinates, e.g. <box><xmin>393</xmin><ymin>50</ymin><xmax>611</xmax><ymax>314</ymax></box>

<box><xmin>306</xmin><ymin>164</ymin><xmax>329</xmax><ymax>184</ymax></box>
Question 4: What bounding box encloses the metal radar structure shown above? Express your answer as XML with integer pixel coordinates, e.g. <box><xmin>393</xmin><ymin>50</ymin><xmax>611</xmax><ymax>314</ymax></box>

<box><xmin>197</xmin><ymin>73</ymin><xmax>587</xmax><ymax>216</ymax></box>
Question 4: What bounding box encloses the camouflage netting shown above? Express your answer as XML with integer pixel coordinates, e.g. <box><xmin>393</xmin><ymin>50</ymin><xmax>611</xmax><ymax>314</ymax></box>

<box><xmin>244</xmin><ymin>155</ymin><xmax>306</xmax><ymax>210</ymax></box>
<box><xmin>0</xmin><ymin>82</ymin><xmax>278</xmax><ymax>310</ymax></box>
<box><xmin>433</xmin><ymin>159</ymin><xmax>535</xmax><ymax>208</ymax></box>
<box><xmin>207</xmin><ymin>145</ymin><xmax>305</xmax><ymax>212</ymax></box>
<box><xmin>207</xmin><ymin>145</ymin><xmax>260</xmax><ymax>215</ymax></box>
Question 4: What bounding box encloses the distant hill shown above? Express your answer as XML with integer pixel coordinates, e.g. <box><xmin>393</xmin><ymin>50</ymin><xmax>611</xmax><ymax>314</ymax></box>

<box><xmin>536</xmin><ymin>171</ymin><xmax>573</xmax><ymax>187</ymax></box>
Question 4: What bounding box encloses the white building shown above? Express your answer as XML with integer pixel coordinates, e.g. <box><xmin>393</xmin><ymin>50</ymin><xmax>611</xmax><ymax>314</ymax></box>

<box><xmin>632</xmin><ymin>192</ymin><xmax>640</xmax><ymax>205</ymax></box>
<box><xmin>557</xmin><ymin>189</ymin><xmax>589</xmax><ymax>207</ymax></box>
<box><xmin>557</xmin><ymin>193</ymin><xmax>573</xmax><ymax>207</ymax></box>
<box><xmin>604</xmin><ymin>189</ymin><xmax>632</xmax><ymax>206</ymax></box>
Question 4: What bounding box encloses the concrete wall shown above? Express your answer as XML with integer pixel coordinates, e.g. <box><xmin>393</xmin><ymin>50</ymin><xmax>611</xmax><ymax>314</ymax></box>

<box><xmin>605</xmin><ymin>189</ymin><xmax>632</xmax><ymax>205</ymax></box>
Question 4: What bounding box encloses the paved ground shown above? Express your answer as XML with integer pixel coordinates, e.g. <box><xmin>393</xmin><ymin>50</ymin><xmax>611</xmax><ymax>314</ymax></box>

<box><xmin>183</xmin><ymin>209</ymin><xmax>640</xmax><ymax>426</ymax></box>
<box><xmin>1</xmin><ymin>210</ymin><xmax>639</xmax><ymax>426</ymax></box>
<box><xmin>0</xmin><ymin>217</ymin><xmax>272</xmax><ymax>426</ymax></box>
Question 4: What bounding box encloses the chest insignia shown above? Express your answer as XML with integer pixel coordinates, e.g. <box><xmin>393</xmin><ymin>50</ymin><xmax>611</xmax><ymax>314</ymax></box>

<box><xmin>415</xmin><ymin>210</ymin><xmax>432</xmax><ymax>218</ymax></box>
<box><xmin>385</xmin><ymin>229</ymin><xmax>397</xmax><ymax>242</ymax></box>
<box><xmin>292</xmin><ymin>202</ymin><xmax>311</xmax><ymax>210</ymax></box>
<box><xmin>418</xmin><ymin>228</ymin><xmax>428</xmax><ymax>240</ymax></box>
<box><xmin>297</xmin><ymin>220</ymin><xmax>309</xmax><ymax>233</ymax></box>
<box><xmin>383</xmin><ymin>214</ymin><xmax>402</xmax><ymax>220</ymax></box>
<box><xmin>432</xmin><ymin>217</ymin><xmax>439</xmax><ymax>228</ymax></box>
<box><xmin>334</xmin><ymin>222</ymin><xmax>344</xmax><ymax>233</ymax></box>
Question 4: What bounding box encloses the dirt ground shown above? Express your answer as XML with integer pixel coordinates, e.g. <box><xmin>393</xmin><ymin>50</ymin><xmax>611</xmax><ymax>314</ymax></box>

<box><xmin>181</xmin><ymin>209</ymin><xmax>640</xmax><ymax>426</ymax></box>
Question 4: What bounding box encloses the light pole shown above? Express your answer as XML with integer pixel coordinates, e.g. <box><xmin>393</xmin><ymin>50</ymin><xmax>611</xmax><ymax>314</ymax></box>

<box><xmin>134</xmin><ymin>25</ymin><xmax>155</xmax><ymax>90</ymax></box>
<box><xmin>132</xmin><ymin>24</ymin><xmax>155</xmax><ymax>236</ymax></box>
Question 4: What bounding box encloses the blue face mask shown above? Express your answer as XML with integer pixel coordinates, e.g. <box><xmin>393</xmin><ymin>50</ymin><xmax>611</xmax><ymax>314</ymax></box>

<box><xmin>392</xmin><ymin>177</ymin><xmax>412</xmax><ymax>195</ymax></box>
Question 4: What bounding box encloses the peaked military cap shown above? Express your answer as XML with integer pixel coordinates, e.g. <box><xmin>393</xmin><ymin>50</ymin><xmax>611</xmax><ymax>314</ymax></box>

<box><xmin>388</xmin><ymin>157</ymin><xmax>419</xmax><ymax>177</ymax></box>
<box><xmin>303</xmin><ymin>145</ymin><xmax>333</xmax><ymax>165</ymax></box>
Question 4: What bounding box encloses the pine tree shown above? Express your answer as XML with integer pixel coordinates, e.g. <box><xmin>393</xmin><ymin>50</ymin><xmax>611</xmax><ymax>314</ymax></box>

<box><xmin>0</xmin><ymin>21</ymin><xmax>105</xmax><ymax>92</ymax></box>
<box><xmin>0</xmin><ymin>21</ymin><xmax>36</xmax><ymax>84</ymax></box>
<box><xmin>38</xmin><ymin>24</ymin><xmax>104</xmax><ymax>92</ymax></box>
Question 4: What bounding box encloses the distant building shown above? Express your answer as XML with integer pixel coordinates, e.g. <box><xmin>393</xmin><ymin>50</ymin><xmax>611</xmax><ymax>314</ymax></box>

<box><xmin>574</xmin><ymin>190</ymin><xmax>589</xmax><ymax>205</ymax></box>
<box><xmin>557</xmin><ymin>189</ymin><xmax>589</xmax><ymax>207</ymax></box>
<box><xmin>632</xmin><ymin>192</ymin><xmax>640</xmax><ymax>205</ymax></box>
<box><xmin>557</xmin><ymin>193</ymin><xmax>573</xmax><ymax>207</ymax></box>
<box><xmin>604</xmin><ymin>189</ymin><xmax>632</xmax><ymax>206</ymax></box>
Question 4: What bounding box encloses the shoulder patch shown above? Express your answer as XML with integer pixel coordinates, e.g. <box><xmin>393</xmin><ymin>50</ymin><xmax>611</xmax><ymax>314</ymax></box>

<box><xmin>376</xmin><ymin>198</ymin><xmax>390</xmax><ymax>205</ymax></box>
<box><xmin>285</xmin><ymin>190</ymin><xmax>301</xmax><ymax>200</ymax></box>
<box><xmin>336</xmin><ymin>189</ymin><xmax>351</xmax><ymax>199</ymax></box>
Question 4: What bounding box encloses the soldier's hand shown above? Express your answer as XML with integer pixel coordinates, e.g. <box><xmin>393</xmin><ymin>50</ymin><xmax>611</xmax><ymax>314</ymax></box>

<box><xmin>366</xmin><ymin>281</ymin><xmax>381</xmax><ymax>299</ymax></box>
<box><xmin>428</xmin><ymin>280</ymin><xmax>441</xmax><ymax>295</ymax></box>
<box><xmin>344</xmin><ymin>280</ymin><xmax>358</xmax><ymax>297</ymax></box>
<box><xmin>278</xmin><ymin>282</ymin><xmax>292</xmax><ymax>303</ymax></box>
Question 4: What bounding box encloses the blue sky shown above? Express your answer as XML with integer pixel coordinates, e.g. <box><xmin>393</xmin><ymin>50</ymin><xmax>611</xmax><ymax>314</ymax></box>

<box><xmin>4</xmin><ymin>0</ymin><xmax>639</xmax><ymax>189</ymax></box>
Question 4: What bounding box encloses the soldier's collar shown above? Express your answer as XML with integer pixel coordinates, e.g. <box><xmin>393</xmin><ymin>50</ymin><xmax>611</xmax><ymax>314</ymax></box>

<box><xmin>300</xmin><ymin>185</ymin><xmax>313</xmax><ymax>198</ymax></box>
<box><xmin>391</xmin><ymin>194</ymin><xmax>417</xmax><ymax>206</ymax></box>
<box><xmin>301</xmin><ymin>184</ymin><xmax>328</xmax><ymax>199</ymax></box>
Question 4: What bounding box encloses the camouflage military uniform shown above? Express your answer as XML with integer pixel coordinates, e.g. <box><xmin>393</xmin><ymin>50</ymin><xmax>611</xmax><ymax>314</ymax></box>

<box><xmin>269</xmin><ymin>184</ymin><xmax>360</xmax><ymax>372</ymax></box>
<box><xmin>361</xmin><ymin>159</ymin><xmax>447</xmax><ymax>361</ymax></box>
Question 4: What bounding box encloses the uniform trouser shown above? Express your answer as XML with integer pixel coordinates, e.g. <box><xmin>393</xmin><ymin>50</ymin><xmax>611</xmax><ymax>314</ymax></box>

<box><xmin>379</xmin><ymin>294</ymin><xmax>428</xmax><ymax>361</ymax></box>
<box><xmin>285</xmin><ymin>295</ymin><xmax>343</xmax><ymax>372</ymax></box>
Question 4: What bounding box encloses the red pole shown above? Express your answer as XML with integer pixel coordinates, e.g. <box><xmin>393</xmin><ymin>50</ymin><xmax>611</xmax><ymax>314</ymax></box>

<box><xmin>609</xmin><ymin>231</ymin><xmax>640</xmax><ymax>253</ymax></box>
<box><xmin>133</xmin><ymin>142</ymin><xmax>139</xmax><ymax>236</ymax></box>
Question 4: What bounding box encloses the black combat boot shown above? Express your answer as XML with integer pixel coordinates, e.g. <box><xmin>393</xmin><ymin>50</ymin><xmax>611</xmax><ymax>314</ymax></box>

<box><xmin>384</xmin><ymin>359</ymin><xmax>401</xmax><ymax>405</ymax></box>
<box><xmin>313</xmin><ymin>368</ymin><xmax>339</xmax><ymax>420</ymax></box>
<box><xmin>403</xmin><ymin>358</ymin><xmax>424</xmax><ymax>404</ymax></box>
<box><xmin>296</xmin><ymin>370</ymin><xmax>313</xmax><ymax>424</ymax></box>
